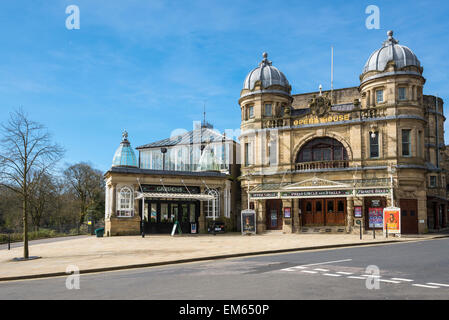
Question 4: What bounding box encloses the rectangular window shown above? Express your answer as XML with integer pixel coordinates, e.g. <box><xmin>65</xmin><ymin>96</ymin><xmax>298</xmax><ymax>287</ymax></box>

<box><xmin>398</xmin><ymin>87</ymin><xmax>406</xmax><ymax>100</ymax></box>
<box><xmin>245</xmin><ymin>142</ymin><xmax>253</xmax><ymax>166</ymax></box>
<box><xmin>264</xmin><ymin>104</ymin><xmax>272</xmax><ymax>116</ymax></box>
<box><xmin>402</xmin><ymin>129</ymin><xmax>411</xmax><ymax>156</ymax></box>
<box><xmin>248</xmin><ymin>106</ymin><xmax>254</xmax><ymax>119</ymax></box>
<box><xmin>370</xmin><ymin>132</ymin><xmax>379</xmax><ymax>158</ymax></box>
<box><xmin>430</xmin><ymin>176</ymin><xmax>437</xmax><ymax>188</ymax></box>
<box><xmin>376</xmin><ymin>89</ymin><xmax>384</xmax><ymax>103</ymax></box>
<box><xmin>418</xmin><ymin>131</ymin><xmax>422</xmax><ymax>157</ymax></box>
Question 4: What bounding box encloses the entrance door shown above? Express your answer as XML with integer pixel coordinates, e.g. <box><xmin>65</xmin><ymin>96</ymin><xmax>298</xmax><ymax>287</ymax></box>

<box><xmin>266</xmin><ymin>199</ymin><xmax>283</xmax><ymax>230</ymax></box>
<box><xmin>303</xmin><ymin>200</ymin><xmax>314</xmax><ymax>225</ymax></box>
<box><xmin>400</xmin><ymin>199</ymin><xmax>418</xmax><ymax>234</ymax></box>
<box><xmin>314</xmin><ymin>199</ymin><xmax>324</xmax><ymax>225</ymax></box>
<box><xmin>325</xmin><ymin>198</ymin><xmax>346</xmax><ymax>226</ymax></box>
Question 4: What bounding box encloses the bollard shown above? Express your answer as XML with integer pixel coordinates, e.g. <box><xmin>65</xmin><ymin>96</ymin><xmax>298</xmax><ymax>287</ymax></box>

<box><xmin>386</xmin><ymin>223</ymin><xmax>388</xmax><ymax>238</ymax></box>
<box><xmin>8</xmin><ymin>234</ymin><xmax>11</xmax><ymax>250</ymax></box>
<box><xmin>373</xmin><ymin>225</ymin><xmax>376</xmax><ymax>239</ymax></box>
<box><xmin>360</xmin><ymin>223</ymin><xmax>362</xmax><ymax>240</ymax></box>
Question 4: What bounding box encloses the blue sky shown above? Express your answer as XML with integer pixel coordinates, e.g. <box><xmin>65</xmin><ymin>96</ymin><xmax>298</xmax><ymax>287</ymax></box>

<box><xmin>1</xmin><ymin>0</ymin><xmax>448</xmax><ymax>172</ymax></box>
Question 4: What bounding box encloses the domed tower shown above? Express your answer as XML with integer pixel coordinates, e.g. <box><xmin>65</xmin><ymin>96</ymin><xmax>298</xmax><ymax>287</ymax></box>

<box><xmin>239</xmin><ymin>53</ymin><xmax>292</xmax><ymax>170</ymax></box>
<box><xmin>240</xmin><ymin>52</ymin><xmax>292</xmax><ymax>128</ymax></box>
<box><xmin>112</xmin><ymin>130</ymin><xmax>138</xmax><ymax>167</ymax></box>
<box><xmin>359</xmin><ymin>30</ymin><xmax>426</xmax><ymax>164</ymax></box>
<box><xmin>360</xmin><ymin>30</ymin><xmax>424</xmax><ymax>109</ymax></box>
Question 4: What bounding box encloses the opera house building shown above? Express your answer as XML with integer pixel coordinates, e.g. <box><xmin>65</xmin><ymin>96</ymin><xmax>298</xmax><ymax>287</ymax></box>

<box><xmin>240</xmin><ymin>31</ymin><xmax>447</xmax><ymax>235</ymax></box>
<box><xmin>105</xmin><ymin>30</ymin><xmax>447</xmax><ymax>236</ymax></box>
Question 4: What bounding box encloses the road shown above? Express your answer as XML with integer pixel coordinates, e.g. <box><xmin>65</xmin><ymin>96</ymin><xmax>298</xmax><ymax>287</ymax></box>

<box><xmin>1</xmin><ymin>237</ymin><xmax>449</xmax><ymax>300</ymax></box>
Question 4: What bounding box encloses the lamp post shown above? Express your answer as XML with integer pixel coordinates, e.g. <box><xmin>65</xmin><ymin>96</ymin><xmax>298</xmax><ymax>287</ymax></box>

<box><xmin>388</xmin><ymin>165</ymin><xmax>396</xmax><ymax>207</ymax></box>
<box><xmin>161</xmin><ymin>148</ymin><xmax>167</xmax><ymax>170</ymax></box>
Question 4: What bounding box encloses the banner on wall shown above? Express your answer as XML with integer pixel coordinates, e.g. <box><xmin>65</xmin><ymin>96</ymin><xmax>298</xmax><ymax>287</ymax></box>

<box><xmin>383</xmin><ymin>207</ymin><xmax>401</xmax><ymax>234</ymax></box>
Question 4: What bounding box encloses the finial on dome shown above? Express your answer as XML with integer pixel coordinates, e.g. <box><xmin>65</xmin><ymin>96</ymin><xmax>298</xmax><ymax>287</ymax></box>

<box><xmin>319</xmin><ymin>84</ymin><xmax>322</xmax><ymax>96</ymax></box>
<box><xmin>260</xmin><ymin>52</ymin><xmax>272</xmax><ymax>66</ymax></box>
<box><xmin>122</xmin><ymin>129</ymin><xmax>128</xmax><ymax>142</ymax></box>
<box><xmin>383</xmin><ymin>30</ymin><xmax>398</xmax><ymax>46</ymax></box>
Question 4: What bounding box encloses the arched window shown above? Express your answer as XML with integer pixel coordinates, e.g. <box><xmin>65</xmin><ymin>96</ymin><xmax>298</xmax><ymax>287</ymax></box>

<box><xmin>296</xmin><ymin>137</ymin><xmax>348</xmax><ymax>162</ymax></box>
<box><xmin>117</xmin><ymin>186</ymin><xmax>134</xmax><ymax>217</ymax></box>
<box><xmin>205</xmin><ymin>189</ymin><xmax>220</xmax><ymax>218</ymax></box>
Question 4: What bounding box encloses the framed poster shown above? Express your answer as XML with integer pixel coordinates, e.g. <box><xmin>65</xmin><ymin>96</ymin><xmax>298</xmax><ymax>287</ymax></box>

<box><xmin>368</xmin><ymin>208</ymin><xmax>383</xmax><ymax>228</ymax></box>
<box><xmin>241</xmin><ymin>209</ymin><xmax>256</xmax><ymax>235</ymax></box>
<box><xmin>284</xmin><ymin>207</ymin><xmax>291</xmax><ymax>218</ymax></box>
<box><xmin>354</xmin><ymin>206</ymin><xmax>362</xmax><ymax>218</ymax></box>
<box><xmin>383</xmin><ymin>207</ymin><xmax>401</xmax><ymax>234</ymax></box>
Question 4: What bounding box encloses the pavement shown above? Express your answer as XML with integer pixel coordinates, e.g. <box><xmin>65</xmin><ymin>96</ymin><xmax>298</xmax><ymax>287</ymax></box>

<box><xmin>1</xmin><ymin>232</ymin><xmax>447</xmax><ymax>281</ymax></box>
<box><xmin>2</xmin><ymin>237</ymin><xmax>449</xmax><ymax>300</ymax></box>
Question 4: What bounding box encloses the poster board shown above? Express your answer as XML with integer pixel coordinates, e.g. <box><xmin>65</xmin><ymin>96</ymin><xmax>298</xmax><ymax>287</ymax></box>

<box><xmin>284</xmin><ymin>207</ymin><xmax>291</xmax><ymax>218</ymax></box>
<box><xmin>383</xmin><ymin>207</ymin><xmax>401</xmax><ymax>235</ymax></box>
<box><xmin>354</xmin><ymin>206</ymin><xmax>362</xmax><ymax>218</ymax></box>
<box><xmin>241</xmin><ymin>209</ymin><xmax>256</xmax><ymax>235</ymax></box>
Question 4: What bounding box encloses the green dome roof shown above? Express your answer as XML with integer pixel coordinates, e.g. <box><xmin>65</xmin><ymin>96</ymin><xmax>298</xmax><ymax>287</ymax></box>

<box><xmin>112</xmin><ymin>130</ymin><xmax>138</xmax><ymax>167</ymax></box>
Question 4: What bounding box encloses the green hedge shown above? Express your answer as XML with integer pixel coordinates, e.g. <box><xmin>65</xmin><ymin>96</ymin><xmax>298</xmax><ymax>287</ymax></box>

<box><xmin>0</xmin><ymin>229</ymin><xmax>65</xmax><ymax>244</ymax></box>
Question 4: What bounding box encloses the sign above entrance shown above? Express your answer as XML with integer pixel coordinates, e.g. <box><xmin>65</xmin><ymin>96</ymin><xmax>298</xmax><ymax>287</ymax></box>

<box><xmin>249</xmin><ymin>192</ymin><xmax>279</xmax><ymax>199</ymax></box>
<box><xmin>141</xmin><ymin>184</ymin><xmax>200</xmax><ymax>194</ymax></box>
<box><xmin>281</xmin><ymin>190</ymin><xmax>352</xmax><ymax>198</ymax></box>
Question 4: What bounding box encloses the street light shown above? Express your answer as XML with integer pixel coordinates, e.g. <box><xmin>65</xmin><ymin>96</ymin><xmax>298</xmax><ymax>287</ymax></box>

<box><xmin>388</xmin><ymin>165</ymin><xmax>396</xmax><ymax>207</ymax></box>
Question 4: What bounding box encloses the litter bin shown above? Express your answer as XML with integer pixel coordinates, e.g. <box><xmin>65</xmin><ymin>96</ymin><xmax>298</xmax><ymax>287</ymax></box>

<box><xmin>95</xmin><ymin>227</ymin><xmax>104</xmax><ymax>238</ymax></box>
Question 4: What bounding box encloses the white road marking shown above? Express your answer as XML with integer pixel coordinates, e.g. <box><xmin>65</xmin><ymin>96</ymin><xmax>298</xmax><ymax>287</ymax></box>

<box><xmin>412</xmin><ymin>284</ymin><xmax>440</xmax><ymax>289</ymax></box>
<box><xmin>291</xmin><ymin>266</ymin><xmax>307</xmax><ymax>269</ymax></box>
<box><xmin>427</xmin><ymin>282</ymin><xmax>449</xmax><ymax>287</ymax></box>
<box><xmin>313</xmin><ymin>268</ymin><xmax>329</xmax><ymax>272</ymax></box>
<box><xmin>336</xmin><ymin>271</ymin><xmax>353</xmax><ymax>275</ymax></box>
<box><xmin>298</xmin><ymin>259</ymin><xmax>352</xmax><ymax>267</ymax></box>
<box><xmin>347</xmin><ymin>276</ymin><xmax>366</xmax><ymax>279</ymax></box>
<box><xmin>280</xmin><ymin>268</ymin><xmax>296</xmax><ymax>271</ymax></box>
<box><xmin>391</xmin><ymin>278</ymin><xmax>414</xmax><ymax>282</ymax></box>
<box><xmin>379</xmin><ymin>279</ymin><xmax>401</xmax><ymax>284</ymax></box>
<box><xmin>322</xmin><ymin>273</ymin><xmax>342</xmax><ymax>277</ymax></box>
<box><xmin>301</xmin><ymin>270</ymin><xmax>318</xmax><ymax>274</ymax></box>
<box><xmin>361</xmin><ymin>274</ymin><xmax>381</xmax><ymax>278</ymax></box>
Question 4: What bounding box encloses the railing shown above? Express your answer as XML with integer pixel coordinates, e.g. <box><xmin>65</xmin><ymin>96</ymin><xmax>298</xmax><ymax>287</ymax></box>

<box><xmin>295</xmin><ymin>160</ymin><xmax>349</xmax><ymax>171</ymax></box>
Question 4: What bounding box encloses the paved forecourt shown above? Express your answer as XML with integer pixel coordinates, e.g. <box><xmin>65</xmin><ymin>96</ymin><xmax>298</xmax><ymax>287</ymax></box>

<box><xmin>0</xmin><ymin>233</ymin><xmax>443</xmax><ymax>280</ymax></box>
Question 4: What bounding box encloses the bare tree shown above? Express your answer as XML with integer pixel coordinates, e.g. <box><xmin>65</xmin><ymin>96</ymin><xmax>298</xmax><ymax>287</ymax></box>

<box><xmin>29</xmin><ymin>171</ymin><xmax>56</xmax><ymax>231</ymax></box>
<box><xmin>0</xmin><ymin>109</ymin><xmax>64</xmax><ymax>259</ymax></box>
<box><xmin>63</xmin><ymin>162</ymin><xmax>104</xmax><ymax>231</ymax></box>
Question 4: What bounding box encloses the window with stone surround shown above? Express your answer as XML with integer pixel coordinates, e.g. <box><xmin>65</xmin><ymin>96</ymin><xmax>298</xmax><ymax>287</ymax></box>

<box><xmin>117</xmin><ymin>186</ymin><xmax>134</xmax><ymax>217</ymax></box>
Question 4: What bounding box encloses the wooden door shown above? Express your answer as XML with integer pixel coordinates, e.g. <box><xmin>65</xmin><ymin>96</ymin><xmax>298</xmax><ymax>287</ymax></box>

<box><xmin>335</xmin><ymin>198</ymin><xmax>346</xmax><ymax>226</ymax></box>
<box><xmin>302</xmin><ymin>200</ymin><xmax>314</xmax><ymax>226</ymax></box>
<box><xmin>400</xmin><ymin>199</ymin><xmax>418</xmax><ymax>234</ymax></box>
<box><xmin>325</xmin><ymin>199</ymin><xmax>336</xmax><ymax>225</ymax></box>
<box><xmin>266</xmin><ymin>199</ymin><xmax>283</xmax><ymax>230</ymax></box>
<box><xmin>314</xmin><ymin>199</ymin><xmax>324</xmax><ymax>225</ymax></box>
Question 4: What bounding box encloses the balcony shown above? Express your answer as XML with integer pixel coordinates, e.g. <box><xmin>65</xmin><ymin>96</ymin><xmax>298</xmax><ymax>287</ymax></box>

<box><xmin>295</xmin><ymin>160</ymin><xmax>350</xmax><ymax>172</ymax></box>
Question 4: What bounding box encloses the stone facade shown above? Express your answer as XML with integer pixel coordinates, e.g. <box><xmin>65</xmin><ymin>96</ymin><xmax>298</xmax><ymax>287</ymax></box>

<box><xmin>239</xmin><ymin>32</ymin><xmax>447</xmax><ymax>235</ymax></box>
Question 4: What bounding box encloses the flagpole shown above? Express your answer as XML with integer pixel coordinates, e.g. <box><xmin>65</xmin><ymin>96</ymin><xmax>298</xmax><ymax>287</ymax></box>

<box><xmin>331</xmin><ymin>46</ymin><xmax>334</xmax><ymax>103</ymax></box>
